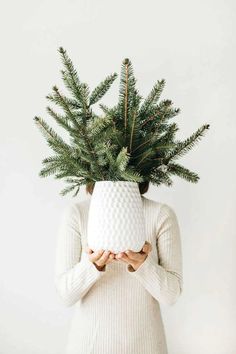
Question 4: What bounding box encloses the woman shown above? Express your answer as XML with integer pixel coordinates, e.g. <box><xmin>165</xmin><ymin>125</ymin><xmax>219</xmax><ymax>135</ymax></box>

<box><xmin>54</xmin><ymin>181</ymin><xmax>183</xmax><ymax>354</ymax></box>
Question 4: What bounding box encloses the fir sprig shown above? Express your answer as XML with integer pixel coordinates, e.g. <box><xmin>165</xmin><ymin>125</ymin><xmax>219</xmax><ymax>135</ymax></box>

<box><xmin>89</xmin><ymin>73</ymin><xmax>118</xmax><ymax>106</ymax></box>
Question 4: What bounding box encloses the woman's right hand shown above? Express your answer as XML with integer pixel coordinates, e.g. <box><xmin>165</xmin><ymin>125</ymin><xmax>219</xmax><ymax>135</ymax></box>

<box><xmin>85</xmin><ymin>247</ymin><xmax>116</xmax><ymax>271</ymax></box>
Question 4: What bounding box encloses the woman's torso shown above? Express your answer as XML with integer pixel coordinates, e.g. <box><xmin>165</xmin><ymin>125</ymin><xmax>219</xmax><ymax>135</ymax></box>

<box><xmin>66</xmin><ymin>195</ymin><xmax>168</xmax><ymax>354</ymax></box>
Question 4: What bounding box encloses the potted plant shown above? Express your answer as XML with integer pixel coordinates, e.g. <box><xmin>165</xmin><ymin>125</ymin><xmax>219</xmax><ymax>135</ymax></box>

<box><xmin>34</xmin><ymin>47</ymin><xmax>210</xmax><ymax>253</ymax></box>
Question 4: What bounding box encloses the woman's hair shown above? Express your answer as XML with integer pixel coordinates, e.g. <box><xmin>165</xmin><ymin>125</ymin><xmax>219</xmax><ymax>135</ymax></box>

<box><xmin>86</xmin><ymin>181</ymin><xmax>149</xmax><ymax>195</ymax></box>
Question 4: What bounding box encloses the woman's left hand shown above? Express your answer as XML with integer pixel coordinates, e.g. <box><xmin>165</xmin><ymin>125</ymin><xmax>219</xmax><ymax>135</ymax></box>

<box><xmin>115</xmin><ymin>241</ymin><xmax>152</xmax><ymax>271</ymax></box>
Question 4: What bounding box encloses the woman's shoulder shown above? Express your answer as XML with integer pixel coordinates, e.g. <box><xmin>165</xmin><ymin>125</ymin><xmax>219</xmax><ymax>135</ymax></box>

<box><xmin>142</xmin><ymin>195</ymin><xmax>177</xmax><ymax>219</ymax></box>
<box><xmin>61</xmin><ymin>197</ymin><xmax>91</xmax><ymax>217</ymax></box>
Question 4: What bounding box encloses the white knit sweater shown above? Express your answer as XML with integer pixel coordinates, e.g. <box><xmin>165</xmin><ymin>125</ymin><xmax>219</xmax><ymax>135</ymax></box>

<box><xmin>54</xmin><ymin>195</ymin><xmax>183</xmax><ymax>354</ymax></box>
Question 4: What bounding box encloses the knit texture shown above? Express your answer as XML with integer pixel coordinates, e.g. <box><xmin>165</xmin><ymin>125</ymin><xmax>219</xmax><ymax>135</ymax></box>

<box><xmin>54</xmin><ymin>195</ymin><xmax>183</xmax><ymax>354</ymax></box>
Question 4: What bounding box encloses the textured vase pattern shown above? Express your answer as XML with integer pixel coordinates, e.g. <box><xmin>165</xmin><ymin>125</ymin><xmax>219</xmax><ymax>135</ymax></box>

<box><xmin>87</xmin><ymin>181</ymin><xmax>146</xmax><ymax>253</ymax></box>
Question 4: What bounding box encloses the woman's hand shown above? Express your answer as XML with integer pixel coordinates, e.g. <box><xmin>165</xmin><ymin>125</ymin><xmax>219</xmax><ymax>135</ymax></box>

<box><xmin>115</xmin><ymin>241</ymin><xmax>152</xmax><ymax>271</ymax></box>
<box><xmin>85</xmin><ymin>247</ymin><xmax>116</xmax><ymax>271</ymax></box>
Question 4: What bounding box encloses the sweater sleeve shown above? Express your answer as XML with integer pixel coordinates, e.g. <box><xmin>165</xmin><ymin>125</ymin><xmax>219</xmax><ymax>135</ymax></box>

<box><xmin>54</xmin><ymin>203</ymin><xmax>106</xmax><ymax>307</ymax></box>
<box><xmin>126</xmin><ymin>203</ymin><xmax>183</xmax><ymax>306</ymax></box>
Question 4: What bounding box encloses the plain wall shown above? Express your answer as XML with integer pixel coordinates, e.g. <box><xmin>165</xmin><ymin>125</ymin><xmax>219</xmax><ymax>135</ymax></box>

<box><xmin>0</xmin><ymin>0</ymin><xmax>235</xmax><ymax>353</ymax></box>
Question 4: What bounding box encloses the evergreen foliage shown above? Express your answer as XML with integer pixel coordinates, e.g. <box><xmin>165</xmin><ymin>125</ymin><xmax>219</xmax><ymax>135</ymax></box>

<box><xmin>34</xmin><ymin>47</ymin><xmax>210</xmax><ymax>197</ymax></box>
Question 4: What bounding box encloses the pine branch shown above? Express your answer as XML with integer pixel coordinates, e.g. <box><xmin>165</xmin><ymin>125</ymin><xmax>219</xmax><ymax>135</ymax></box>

<box><xmin>149</xmin><ymin>169</ymin><xmax>173</xmax><ymax>187</ymax></box>
<box><xmin>135</xmin><ymin>147</ymin><xmax>156</xmax><ymax>167</ymax></box>
<box><xmin>119</xmin><ymin>168</ymin><xmax>144</xmax><ymax>182</ymax></box>
<box><xmin>129</xmin><ymin>110</ymin><xmax>137</xmax><ymax>152</ymax></box>
<box><xmin>59</xmin><ymin>179</ymin><xmax>86</xmax><ymax>197</ymax></box>
<box><xmin>89</xmin><ymin>73</ymin><xmax>118</xmax><ymax>105</ymax></box>
<box><xmin>42</xmin><ymin>156</ymin><xmax>61</xmax><ymax>164</ymax></box>
<box><xmin>46</xmin><ymin>106</ymin><xmax>77</xmax><ymax>134</ymax></box>
<box><xmin>128</xmin><ymin>90</ymin><xmax>142</xmax><ymax>153</ymax></box>
<box><xmin>46</xmin><ymin>86</ymin><xmax>82</xmax><ymax>130</ymax></box>
<box><xmin>118</xmin><ymin>58</ymin><xmax>137</xmax><ymax>139</ymax></box>
<box><xmin>46</xmin><ymin>91</ymin><xmax>81</xmax><ymax>112</ymax></box>
<box><xmin>59</xmin><ymin>184</ymin><xmax>78</xmax><ymax>197</ymax></box>
<box><xmin>156</xmin><ymin>122</ymin><xmax>179</xmax><ymax>145</ymax></box>
<box><xmin>132</xmin><ymin>122</ymin><xmax>177</xmax><ymax>156</ymax></box>
<box><xmin>166</xmin><ymin>124</ymin><xmax>210</xmax><ymax>162</ymax></box>
<box><xmin>134</xmin><ymin>143</ymin><xmax>174</xmax><ymax>165</ymax></box>
<box><xmin>81</xmin><ymin>128</ymin><xmax>106</xmax><ymax>179</ymax></box>
<box><xmin>40</xmin><ymin>156</ymin><xmax>80</xmax><ymax>179</ymax></box>
<box><xmin>124</xmin><ymin>60</ymin><xmax>128</xmax><ymax>131</ymax></box>
<box><xmin>58</xmin><ymin>47</ymin><xmax>86</xmax><ymax>106</ymax></box>
<box><xmin>33</xmin><ymin>116</ymin><xmax>71</xmax><ymax>154</ymax></box>
<box><xmin>139</xmin><ymin>79</ymin><xmax>165</xmax><ymax>117</ymax></box>
<box><xmin>115</xmin><ymin>147</ymin><xmax>130</xmax><ymax>172</ymax></box>
<box><xmin>167</xmin><ymin>162</ymin><xmax>199</xmax><ymax>183</ymax></box>
<box><xmin>87</xmin><ymin>115</ymin><xmax>112</xmax><ymax>137</ymax></box>
<box><xmin>99</xmin><ymin>104</ymin><xmax>119</xmax><ymax>133</ymax></box>
<box><xmin>39</xmin><ymin>163</ymin><xmax>62</xmax><ymax>178</ymax></box>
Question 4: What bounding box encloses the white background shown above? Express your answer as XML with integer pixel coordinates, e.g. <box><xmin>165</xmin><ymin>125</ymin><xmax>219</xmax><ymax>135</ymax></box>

<box><xmin>0</xmin><ymin>0</ymin><xmax>235</xmax><ymax>353</ymax></box>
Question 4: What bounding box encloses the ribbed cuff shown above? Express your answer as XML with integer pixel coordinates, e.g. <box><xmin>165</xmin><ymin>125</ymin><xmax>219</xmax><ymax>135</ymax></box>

<box><xmin>92</xmin><ymin>262</ymin><xmax>106</xmax><ymax>272</ymax></box>
<box><xmin>80</xmin><ymin>254</ymin><xmax>107</xmax><ymax>278</ymax></box>
<box><xmin>125</xmin><ymin>253</ymin><xmax>154</xmax><ymax>274</ymax></box>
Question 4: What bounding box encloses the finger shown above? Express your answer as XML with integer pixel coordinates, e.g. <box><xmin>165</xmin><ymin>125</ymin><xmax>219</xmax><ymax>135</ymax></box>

<box><xmin>96</xmin><ymin>250</ymin><xmax>111</xmax><ymax>266</ymax></box>
<box><xmin>124</xmin><ymin>250</ymin><xmax>143</xmax><ymax>261</ymax></box>
<box><xmin>142</xmin><ymin>244</ymin><xmax>149</xmax><ymax>253</ymax></box>
<box><xmin>112</xmin><ymin>252</ymin><xmax>118</xmax><ymax>260</ymax></box>
<box><xmin>116</xmin><ymin>253</ymin><xmax>130</xmax><ymax>263</ymax></box>
<box><xmin>85</xmin><ymin>246</ymin><xmax>93</xmax><ymax>254</ymax></box>
<box><xmin>89</xmin><ymin>249</ymin><xmax>104</xmax><ymax>262</ymax></box>
<box><xmin>109</xmin><ymin>251</ymin><xmax>118</xmax><ymax>261</ymax></box>
<box><xmin>106</xmin><ymin>253</ymin><xmax>115</xmax><ymax>264</ymax></box>
<box><xmin>115</xmin><ymin>252</ymin><xmax>126</xmax><ymax>259</ymax></box>
<box><xmin>142</xmin><ymin>242</ymin><xmax>152</xmax><ymax>254</ymax></box>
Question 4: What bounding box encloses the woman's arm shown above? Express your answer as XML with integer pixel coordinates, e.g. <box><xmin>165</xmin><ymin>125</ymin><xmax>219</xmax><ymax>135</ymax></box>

<box><xmin>126</xmin><ymin>203</ymin><xmax>183</xmax><ymax>306</ymax></box>
<box><xmin>54</xmin><ymin>203</ymin><xmax>106</xmax><ymax>307</ymax></box>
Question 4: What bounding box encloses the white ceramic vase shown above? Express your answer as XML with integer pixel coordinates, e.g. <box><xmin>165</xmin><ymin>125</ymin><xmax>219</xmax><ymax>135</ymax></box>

<box><xmin>87</xmin><ymin>181</ymin><xmax>146</xmax><ymax>254</ymax></box>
